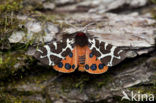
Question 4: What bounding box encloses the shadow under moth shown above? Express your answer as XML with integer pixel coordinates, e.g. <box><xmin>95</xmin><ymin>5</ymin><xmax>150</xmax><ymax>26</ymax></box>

<box><xmin>33</xmin><ymin>31</ymin><xmax>126</xmax><ymax>74</ymax></box>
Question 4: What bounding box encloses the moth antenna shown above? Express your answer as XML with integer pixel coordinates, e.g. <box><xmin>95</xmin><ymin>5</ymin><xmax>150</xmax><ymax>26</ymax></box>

<box><xmin>64</xmin><ymin>19</ymin><xmax>77</xmax><ymax>29</ymax></box>
<box><xmin>81</xmin><ymin>22</ymin><xmax>95</xmax><ymax>33</ymax></box>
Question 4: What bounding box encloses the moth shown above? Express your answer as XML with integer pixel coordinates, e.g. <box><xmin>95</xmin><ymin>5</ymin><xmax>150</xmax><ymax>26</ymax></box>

<box><xmin>34</xmin><ymin>32</ymin><xmax>126</xmax><ymax>74</ymax></box>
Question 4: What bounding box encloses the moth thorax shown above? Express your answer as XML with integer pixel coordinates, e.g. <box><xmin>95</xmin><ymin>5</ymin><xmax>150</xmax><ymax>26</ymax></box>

<box><xmin>75</xmin><ymin>32</ymin><xmax>88</xmax><ymax>47</ymax></box>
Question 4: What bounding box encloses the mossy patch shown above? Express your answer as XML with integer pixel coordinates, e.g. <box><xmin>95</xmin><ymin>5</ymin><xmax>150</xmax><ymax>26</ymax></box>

<box><xmin>151</xmin><ymin>57</ymin><xmax>156</xmax><ymax>67</ymax></box>
<box><xmin>0</xmin><ymin>91</ymin><xmax>43</xmax><ymax>103</ymax></box>
<box><xmin>0</xmin><ymin>0</ymin><xmax>23</xmax><ymax>13</ymax></box>
<box><xmin>50</xmin><ymin>71</ymin><xmax>113</xmax><ymax>94</ymax></box>
<box><xmin>151</xmin><ymin>0</ymin><xmax>156</xmax><ymax>4</ymax></box>
<box><xmin>128</xmin><ymin>84</ymin><xmax>156</xmax><ymax>102</ymax></box>
<box><xmin>95</xmin><ymin>74</ymin><xmax>113</xmax><ymax>88</ymax></box>
<box><xmin>0</xmin><ymin>50</ymin><xmax>28</xmax><ymax>78</ymax></box>
<box><xmin>0</xmin><ymin>65</ymin><xmax>58</xmax><ymax>102</ymax></box>
<box><xmin>0</xmin><ymin>0</ymin><xmax>49</xmax><ymax>50</ymax></box>
<box><xmin>150</xmin><ymin>0</ymin><xmax>156</xmax><ymax>20</ymax></box>
<box><xmin>0</xmin><ymin>0</ymin><xmax>25</xmax><ymax>50</ymax></box>
<box><xmin>130</xmin><ymin>86</ymin><xmax>156</xmax><ymax>95</ymax></box>
<box><xmin>0</xmin><ymin>52</ymin><xmax>2</xmax><ymax>65</ymax></box>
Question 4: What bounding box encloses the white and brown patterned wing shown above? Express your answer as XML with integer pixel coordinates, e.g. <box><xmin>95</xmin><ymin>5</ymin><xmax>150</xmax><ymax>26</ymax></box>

<box><xmin>88</xmin><ymin>38</ymin><xmax>126</xmax><ymax>66</ymax></box>
<box><xmin>34</xmin><ymin>38</ymin><xmax>74</xmax><ymax>66</ymax></box>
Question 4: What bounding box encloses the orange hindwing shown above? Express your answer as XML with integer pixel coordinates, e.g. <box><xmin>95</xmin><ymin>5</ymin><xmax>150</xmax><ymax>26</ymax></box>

<box><xmin>53</xmin><ymin>48</ymin><xmax>78</xmax><ymax>73</ymax></box>
<box><xmin>84</xmin><ymin>47</ymin><xmax>108</xmax><ymax>74</ymax></box>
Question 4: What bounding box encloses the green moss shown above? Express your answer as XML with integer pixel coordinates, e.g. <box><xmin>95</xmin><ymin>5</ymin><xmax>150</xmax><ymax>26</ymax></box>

<box><xmin>0</xmin><ymin>0</ymin><xmax>26</xmax><ymax>49</ymax></box>
<box><xmin>151</xmin><ymin>58</ymin><xmax>156</xmax><ymax>67</ymax></box>
<box><xmin>6</xmin><ymin>66</ymin><xmax>58</xmax><ymax>90</ymax></box>
<box><xmin>0</xmin><ymin>52</ymin><xmax>2</xmax><ymax>65</ymax></box>
<box><xmin>129</xmin><ymin>86</ymin><xmax>156</xmax><ymax>100</ymax></box>
<box><xmin>73</xmin><ymin>76</ymin><xmax>90</xmax><ymax>92</ymax></box>
<box><xmin>51</xmin><ymin>72</ymin><xmax>114</xmax><ymax>94</ymax></box>
<box><xmin>0</xmin><ymin>67</ymin><xmax>57</xmax><ymax>102</ymax></box>
<box><xmin>4</xmin><ymin>89</ymin><xmax>37</xmax><ymax>96</ymax></box>
<box><xmin>150</xmin><ymin>1</ymin><xmax>156</xmax><ymax>20</ymax></box>
<box><xmin>151</xmin><ymin>0</ymin><xmax>156</xmax><ymax>4</ymax></box>
<box><xmin>0</xmin><ymin>0</ymin><xmax>23</xmax><ymax>32</ymax></box>
<box><xmin>32</xmin><ymin>12</ymin><xmax>58</xmax><ymax>22</ymax></box>
<box><xmin>50</xmin><ymin>73</ymin><xmax>91</xmax><ymax>93</ymax></box>
<box><xmin>0</xmin><ymin>0</ymin><xmax>64</xmax><ymax>50</ymax></box>
<box><xmin>0</xmin><ymin>50</ymin><xmax>28</xmax><ymax>79</ymax></box>
<box><xmin>0</xmin><ymin>0</ymin><xmax>23</xmax><ymax>13</ymax></box>
<box><xmin>96</xmin><ymin>76</ymin><xmax>112</xmax><ymax>88</ymax></box>
<box><xmin>0</xmin><ymin>91</ymin><xmax>43</xmax><ymax>103</ymax></box>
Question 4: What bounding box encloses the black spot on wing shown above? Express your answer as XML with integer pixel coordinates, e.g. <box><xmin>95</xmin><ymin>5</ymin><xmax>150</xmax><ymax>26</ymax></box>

<box><xmin>65</xmin><ymin>63</ymin><xmax>71</xmax><ymax>70</ymax></box>
<box><xmin>85</xmin><ymin>64</ymin><xmax>89</xmax><ymax>70</ymax></box>
<box><xmin>90</xmin><ymin>64</ymin><xmax>97</xmax><ymax>71</ymax></box>
<box><xmin>69</xmin><ymin>52</ymin><xmax>73</xmax><ymax>57</ymax></box>
<box><xmin>89</xmin><ymin>53</ymin><xmax>93</xmax><ymax>58</ymax></box>
<box><xmin>58</xmin><ymin>62</ymin><xmax>63</xmax><ymax>68</ymax></box>
<box><xmin>98</xmin><ymin>64</ymin><xmax>105</xmax><ymax>70</ymax></box>
<box><xmin>72</xmin><ymin>64</ymin><xmax>75</xmax><ymax>69</ymax></box>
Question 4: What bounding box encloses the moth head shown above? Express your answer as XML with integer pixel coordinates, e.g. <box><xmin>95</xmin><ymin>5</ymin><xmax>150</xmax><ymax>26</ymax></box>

<box><xmin>75</xmin><ymin>32</ymin><xmax>88</xmax><ymax>47</ymax></box>
<box><xmin>76</xmin><ymin>32</ymin><xmax>86</xmax><ymax>37</ymax></box>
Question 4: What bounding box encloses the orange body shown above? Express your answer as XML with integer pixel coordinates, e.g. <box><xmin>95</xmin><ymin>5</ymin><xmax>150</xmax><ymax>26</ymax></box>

<box><xmin>75</xmin><ymin>46</ymin><xmax>87</xmax><ymax>71</ymax></box>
